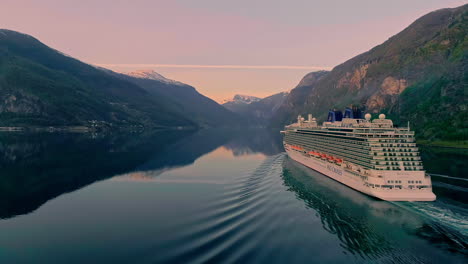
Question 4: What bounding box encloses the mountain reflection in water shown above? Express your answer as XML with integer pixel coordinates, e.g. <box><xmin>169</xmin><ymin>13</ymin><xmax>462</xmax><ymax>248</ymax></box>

<box><xmin>0</xmin><ymin>129</ymin><xmax>282</xmax><ymax>219</ymax></box>
<box><xmin>0</xmin><ymin>129</ymin><xmax>466</xmax><ymax>263</ymax></box>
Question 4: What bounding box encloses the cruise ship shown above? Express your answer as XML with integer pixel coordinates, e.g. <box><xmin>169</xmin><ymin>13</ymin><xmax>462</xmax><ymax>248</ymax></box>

<box><xmin>281</xmin><ymin>108</ymin><xmax>436</xmax><ymax>201</ymax></box>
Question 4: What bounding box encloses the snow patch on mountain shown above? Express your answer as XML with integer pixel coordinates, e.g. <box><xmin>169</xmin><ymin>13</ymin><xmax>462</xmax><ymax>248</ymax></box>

<box><xmin>126</xmin><ymin>69</ymin><xmax>184</xmax><ymax>85</ymax></box>
<box><xmin>222</xmin><ymin>94</ymin><xmax>261</xmax><ymax>105</ymax></box>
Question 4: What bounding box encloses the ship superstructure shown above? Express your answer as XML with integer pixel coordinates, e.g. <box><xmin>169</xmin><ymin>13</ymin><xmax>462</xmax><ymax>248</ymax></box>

<box><xmin>281</xmin><ymin>108</ymin><xmax>436</xmax><ymax>201</ymax></box>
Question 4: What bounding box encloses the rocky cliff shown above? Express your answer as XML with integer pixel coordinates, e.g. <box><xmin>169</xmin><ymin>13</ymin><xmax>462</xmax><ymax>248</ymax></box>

<box><xmin>272</xmin><ymin>4</ymin><xmax>467</xmax><ymax>141</ymax></box>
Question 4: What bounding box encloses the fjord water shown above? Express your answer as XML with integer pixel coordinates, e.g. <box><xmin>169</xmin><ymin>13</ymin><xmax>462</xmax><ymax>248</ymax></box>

<box><xmin>0</xmin><ymin>130</ymin><xmax>466</xmax><ymax>263</ymax></box>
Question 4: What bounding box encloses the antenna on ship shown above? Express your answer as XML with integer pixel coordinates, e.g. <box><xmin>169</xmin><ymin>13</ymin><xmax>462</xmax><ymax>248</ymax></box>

<box><xmin>407</xmin><ymin>121</ymin><xmax>410</xmax><ymax>131</ymax></box>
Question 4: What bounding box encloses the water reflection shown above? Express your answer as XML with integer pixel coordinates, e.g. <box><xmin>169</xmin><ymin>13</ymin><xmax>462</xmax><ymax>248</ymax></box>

<box><xmin>0</xmin><ymin>129</ymin><xmax>467</xmax><ymax>263</ymax></box>
<box><xmin>420</xmin><ymin>146</ymin><xmax>468</xmax><ymax>207</ymax></box>
<box><xmin>282</xmin><ymin>157</ymin><xmax>468</xmax><ymax>261</ymax></box>
<box><xmin>0</xmin><ymin>130</ymin><xmax>195</xmax><ymax>219</ymax></box>
<box><xmin>0</xmin><ymin>129</ymin><xmax>283</xmax><ymax>219</ymax></box>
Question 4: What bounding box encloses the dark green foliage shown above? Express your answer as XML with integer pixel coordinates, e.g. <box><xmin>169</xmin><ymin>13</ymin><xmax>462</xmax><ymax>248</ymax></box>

<box><xmin>399</xmin><ymin>73</ymin><xmax>467</xmax><ymax>141</ymax></box>
<box><xmin>272</xmin><ymin>4</ymin><xmax>467</xmax><ymax>142</ymax></box>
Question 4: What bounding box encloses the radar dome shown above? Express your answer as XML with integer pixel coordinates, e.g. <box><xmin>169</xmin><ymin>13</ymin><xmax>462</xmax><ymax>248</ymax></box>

<box><xmin>364</xmin><ymin>113</ymin><xmax>371</xmax><ymax>120</ymax></box>
<box><xmin>379</xmin><ymin>114</ymin><xmax>386</xmax><ymax>119</ymax></box>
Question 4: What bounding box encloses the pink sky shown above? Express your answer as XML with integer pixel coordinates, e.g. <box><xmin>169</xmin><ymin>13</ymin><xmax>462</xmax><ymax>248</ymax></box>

<box><xmin>2</xmin><ymin>0</ymin><xmax>466</xmax><ymax>102</ymax></box>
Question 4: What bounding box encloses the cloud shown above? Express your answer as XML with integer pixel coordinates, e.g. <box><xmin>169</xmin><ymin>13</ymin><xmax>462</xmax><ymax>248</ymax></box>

<box><xmin>95</xmin><ymin>63</ymin><xmax>332</xmax><ymax>70</ymax></box>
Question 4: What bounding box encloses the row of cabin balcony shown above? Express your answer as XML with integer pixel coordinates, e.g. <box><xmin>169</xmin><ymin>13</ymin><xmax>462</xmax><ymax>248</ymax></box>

<box><xmin>369</xmin><ymin>143</ymin><xmax>417</xmax><ymax>147</ymax></box>
<box><xmin>372</xmin><ymin>161</ymin><xmax>422</xmax><ymax>166</ymax></box>
<box><xmin>373</xmin><ymin>152</ymin><xmax>421</xmax><ymax>158</ymax></box>
<box><xmin>374</xmin><ymin>165</ymin><xmax>424</xmax><ymax>171</ymax></box>
<box><xmin>367</xmin><ymin>138</ymin><xmax>416</xmax><ymax>142</ymax></box>
<box><xmin>371</xmin><ymin>149</ymin><xmax>419</xmax><ymax>154</ymax></box>
<box><xmin>379</xmin><ymin>143</ymin><xmax>417</xmax><ymax>147</ymax></box>
<box><xmin>353</xmin><ymin>131</ymin><xmax>415</xmax><ymax>136</ymax></box>
<box><xmin>292</xmin><ymin>139</ymin><xmax>372</xmax><ymax>157</ymax></box>
<box><xmin>287</xmin><ymin>141</ymin><xmax>374</xmax><ymax>165</ymax></box>
<box><xmin>372</xmin><ymin>147</ymin><xmax>419</xmax><ymax>152</ymax></box>
<box><xmin>288</xmin><ymin>137</ymin><xmax>370</xmax><ymax>152</ymax></box>
<box><xmin>290</xmin><ymin>141</ymin><xmax>372</xmax><ymax>162</ymax></box>
<box><xmin>372</xmin><ymin>156</ymin><xmax>421</xmax><ymax>161</ymax></box>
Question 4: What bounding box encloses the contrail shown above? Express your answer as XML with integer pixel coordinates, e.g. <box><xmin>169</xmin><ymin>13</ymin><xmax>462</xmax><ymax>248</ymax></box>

<box><xmin>95</xmin><ymin>63</ymin><xmax>332</xmax><ymax>70</ymax></box>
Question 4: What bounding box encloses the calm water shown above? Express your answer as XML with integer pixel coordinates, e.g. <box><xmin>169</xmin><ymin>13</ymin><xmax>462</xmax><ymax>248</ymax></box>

<box><xmin>0</xmin><ymin>129</ymin><xmax>466</xmax><ymax>263</ymax></box>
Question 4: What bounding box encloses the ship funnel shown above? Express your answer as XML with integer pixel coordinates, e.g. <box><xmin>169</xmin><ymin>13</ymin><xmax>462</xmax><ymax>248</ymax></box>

<box><xmin>308</xmin><ymin>114</ymin><xmax>312</xmax><ymax>122</ymax></box>
<box><xmin>344</xmin><ymin>108</ymin><xmax>353</xmax><ymax>118</ymax></box>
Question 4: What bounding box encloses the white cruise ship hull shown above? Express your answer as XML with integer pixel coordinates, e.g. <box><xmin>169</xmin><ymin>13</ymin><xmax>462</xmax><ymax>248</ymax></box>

<box><xmin>285</xmin><ymin>147</ymin><xmax>436</xmax><ymax>202</ymax></box>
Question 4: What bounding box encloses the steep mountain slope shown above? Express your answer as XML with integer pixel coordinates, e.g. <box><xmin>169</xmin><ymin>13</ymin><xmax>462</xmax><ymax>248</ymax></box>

<box><xmin>271</xmin><ymin>71</ymin><xmax>329</xmax><ymax>127</ymax></box>
<box><xmin>117</xmin><ymin>70</ymin><xmax>244</xmax><ymax>127</ymax></box>
<box><xmin>244</xmin><ymin>92</ymin><xmax>289</xmax><ymax>125</ymax></box>
<box><xmin>0</xmin><ymin>29</ymin><xmax>194</xmax><ymax>128</ymax></box>
<box><xmin>272</xmin><ymin>4</ymin><xmax>467</xmax><ymax>141</ymax></box>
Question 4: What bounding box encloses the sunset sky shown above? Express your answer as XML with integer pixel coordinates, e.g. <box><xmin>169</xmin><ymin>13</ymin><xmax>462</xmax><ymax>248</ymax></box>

<box><xmin>2</xmin><ymin>0</ymin><xmax>465</xmax><ymax>102</ymax></box>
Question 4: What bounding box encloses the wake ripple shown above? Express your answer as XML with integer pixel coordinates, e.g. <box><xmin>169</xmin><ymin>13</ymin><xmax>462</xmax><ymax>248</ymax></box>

<box><xmin>153</xmin><ymin>154</ymin><xmax>287</xmax><ymax>264</ymax></box>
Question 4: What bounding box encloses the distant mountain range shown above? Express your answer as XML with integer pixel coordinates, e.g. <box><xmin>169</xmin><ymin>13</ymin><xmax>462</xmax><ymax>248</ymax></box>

<box><xmin>222</xmin><ymin>94</ymin><xmax>261</xmax><ymax>113</ymax></box>
<box><xmin>223</xmin><ymin>92</ymin><xmax>289</xmax><ymax>126</ymax></box>
<box><xmin>0</xmin><ymin>30</ymin><xmax>240</xmax><ymax>129</ymax></box>
<box><xmin>114</xmin><ymin>70</ymin><xmax>244</xmax><ymax>128</ymax></box>
<box><xmin>0</xmin><ymin>3</ymin><xmax>466</xmax><ymax>140</ymax></box>
<box><xmin>270</xmin><ymin>4</ymin><xmax>467</xmax><ymax>141</ymax></box>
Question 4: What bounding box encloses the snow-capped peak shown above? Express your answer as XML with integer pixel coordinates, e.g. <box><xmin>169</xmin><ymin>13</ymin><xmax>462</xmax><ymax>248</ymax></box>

<box><xmin>126</xmin><ymin>69</ymin><xmax>184</xmax><ymax>85</ymax></box>
<box><xmin>222</xmin><ymin>94</ymin><xmax>261</xmax><ymax>105</ymax></box>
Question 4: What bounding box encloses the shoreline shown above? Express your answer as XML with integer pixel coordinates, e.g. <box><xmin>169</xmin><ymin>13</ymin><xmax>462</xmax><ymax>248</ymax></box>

<box><xmin>0</xmin><ymin>125</ymin><xmax>197</xmax><ymax>133</ymax></box>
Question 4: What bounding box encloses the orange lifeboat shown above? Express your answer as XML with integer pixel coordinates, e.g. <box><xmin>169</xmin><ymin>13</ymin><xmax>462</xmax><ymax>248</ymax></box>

<box><xmin>292</xmin><ymin>145</ymin><xmax>304</xmax><ymax>151</ymax></box>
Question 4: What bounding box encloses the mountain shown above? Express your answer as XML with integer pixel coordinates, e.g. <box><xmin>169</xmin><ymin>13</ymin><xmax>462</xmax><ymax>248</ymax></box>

<box><xmin>272</xmin><ymin>4</ymin><xmax>467</xmax><ymax>142</ymax></box>
<box><xmin>0</xmin><ymin>30</ymin><xmax>238</xmax><ymax>129</ymax></box>
<box><xmin>244</xmin><ymin>92</ymin><xmax>289</xmax><ymax>124</ymax></box>
<box><xmin>222</xmin><ymin>94</ymin><xmax>261</xmax><ymax>113</ymax></box>
<box><xmin>0</xmin><ymin>29</ymin><xmax>196</xmax><ymax>128</ymax></box>
<box><xmin>223</xmin><ymin>94</ymin><xmax>262</xmax><ymax>105</ymax></box>
<box><xmin>223</xmin><ymin>92</ymin><xmax>289</xmax><ymax>126</ymax></box>
<box><xmin>118</xmin><ymin>70</ymin><xmax>244</xmax><ymax>128</ymax></box>
<box><xmin>126</xmin><ymin>69</ymin><xmax>183</xmax><ymax>85</ymax></box>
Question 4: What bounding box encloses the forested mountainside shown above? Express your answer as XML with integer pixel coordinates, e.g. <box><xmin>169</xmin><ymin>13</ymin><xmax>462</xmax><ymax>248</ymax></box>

<box><xmin>0</xmin><ymin>30</ymin><xmax>240</xmax><ymax>129</ymax></box>
<box><xmin>272</xmin><ymin>4</ymin><xmax>467</xmax><ymax>141</ymax></box>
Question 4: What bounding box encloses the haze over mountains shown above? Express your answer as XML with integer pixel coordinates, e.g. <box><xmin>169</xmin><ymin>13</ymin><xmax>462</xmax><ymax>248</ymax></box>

<box><xmin>0</xmin><ymin>4</ymin><xmax>466</xmax><ymax>142</ymax></box>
